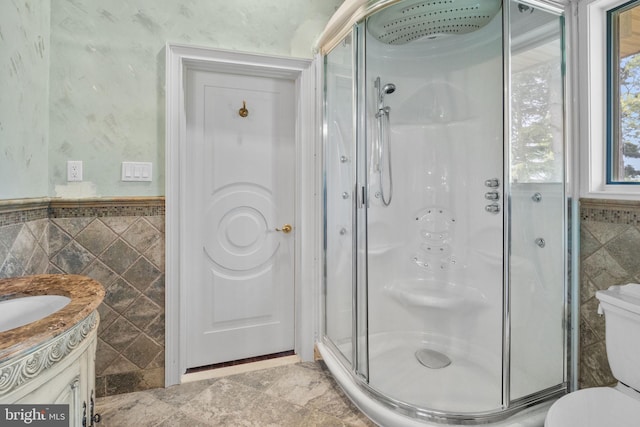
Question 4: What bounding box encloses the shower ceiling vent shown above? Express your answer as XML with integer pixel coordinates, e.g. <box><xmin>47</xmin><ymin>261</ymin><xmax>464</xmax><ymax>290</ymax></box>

<box><xmin>367</xmin><ymin>0</ymin><xmax>502</xmax><ymax>45</ymax></box>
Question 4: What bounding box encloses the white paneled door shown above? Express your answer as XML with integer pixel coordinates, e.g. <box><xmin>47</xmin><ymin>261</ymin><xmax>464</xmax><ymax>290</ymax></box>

<box><xmin>184</xmin><ymin>68</ymin><xmax>296</xmax><ymax>369</ymax></box>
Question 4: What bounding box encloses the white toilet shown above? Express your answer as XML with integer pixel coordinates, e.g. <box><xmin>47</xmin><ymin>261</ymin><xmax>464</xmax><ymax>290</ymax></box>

<box><xmin>545</xmin><ymin>283</ymin><xmax>640</xmax><ymax>427</ymax></box>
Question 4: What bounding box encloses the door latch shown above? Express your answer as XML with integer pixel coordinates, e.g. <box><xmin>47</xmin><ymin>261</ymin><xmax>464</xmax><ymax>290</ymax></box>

<box><xmin>275</xmin><ymin>224</ymin><xmax>292</xmax><ymax>233</ymax></box>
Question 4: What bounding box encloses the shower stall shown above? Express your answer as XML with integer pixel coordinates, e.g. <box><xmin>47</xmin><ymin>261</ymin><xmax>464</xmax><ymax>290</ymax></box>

<box><xmin>319</xmin><ymin>0</ymin><xmax>573</xmax><ymax>425</ymax></box>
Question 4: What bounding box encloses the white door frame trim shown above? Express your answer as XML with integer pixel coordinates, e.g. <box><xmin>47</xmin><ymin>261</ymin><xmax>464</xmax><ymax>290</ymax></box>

<box><xmin>165</xmin><ymin>43</ymin><xmax>319</xmax><ymax>386</ymax></box>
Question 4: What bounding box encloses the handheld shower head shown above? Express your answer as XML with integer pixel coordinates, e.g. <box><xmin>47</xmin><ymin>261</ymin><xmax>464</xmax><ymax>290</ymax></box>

<box><xmin>373</xmin><ymin>77</ymin><xmax>395</xmax><ymax>207</ymax></box>
<box><xmin>376</xmin><ymin>79</ymin><xmax>396</xmax><ymax>108</ymax></box>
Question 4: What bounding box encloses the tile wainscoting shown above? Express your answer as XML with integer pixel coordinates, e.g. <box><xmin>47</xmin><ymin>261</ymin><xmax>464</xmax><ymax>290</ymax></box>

<box><xmin>0</xmin><ymin>199</ymin><xmax>50</xmax><ymax>277</ymax></box>
<box><xmin>1</xmin><ymin>196</ymin><xmax>636</xmax><ymax>397</ymax></box>
<box><xmin>0</xmin><ymin>197</ymin><xmax>165</xmax><ymax>397</ymax></box>
<box><xmin>579</xmin><ymin>198</ymin><xmax>640</xmax><ymax>389</ymax></box>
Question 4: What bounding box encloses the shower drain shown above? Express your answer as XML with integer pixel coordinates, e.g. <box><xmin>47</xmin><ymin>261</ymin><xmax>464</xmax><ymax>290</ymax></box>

<box><xmin>415</xmin><ymin>349</ymin><xmax>451</xmax><ymax>369</ymax></box>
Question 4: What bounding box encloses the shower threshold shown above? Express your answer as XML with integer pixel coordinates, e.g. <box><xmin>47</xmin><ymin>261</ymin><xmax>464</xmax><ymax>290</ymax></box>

<box><xmin>415</xmin><ymin>349</ymin><xmax>451</xmax><ymax>369</ymax></box>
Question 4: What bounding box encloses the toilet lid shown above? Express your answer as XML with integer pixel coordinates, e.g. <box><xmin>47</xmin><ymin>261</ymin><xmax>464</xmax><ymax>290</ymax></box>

<box><xmin>545</xmin><ymin>387</ymin><xmax>640</xmax><ymax>427</ymax></box>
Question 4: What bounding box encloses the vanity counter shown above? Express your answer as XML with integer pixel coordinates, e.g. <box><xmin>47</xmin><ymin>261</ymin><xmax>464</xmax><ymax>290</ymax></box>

<box><xmin>0</xmin><ymin>274</ymin><xmax>105</xmax><ymax>363</ymax></box>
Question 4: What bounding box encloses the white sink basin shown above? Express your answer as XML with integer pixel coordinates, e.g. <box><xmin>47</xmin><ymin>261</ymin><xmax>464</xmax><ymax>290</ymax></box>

<box><xmin>0</xmin><ymin>295</ymin><xmax>71</xmax><ymax>332</ymax></box>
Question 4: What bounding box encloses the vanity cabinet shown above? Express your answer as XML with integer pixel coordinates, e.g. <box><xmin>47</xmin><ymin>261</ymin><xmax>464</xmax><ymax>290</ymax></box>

<box><xmin>0</xmin><ymin>311</ymin><xmax>101</xmax><ymax>427</ymax></box>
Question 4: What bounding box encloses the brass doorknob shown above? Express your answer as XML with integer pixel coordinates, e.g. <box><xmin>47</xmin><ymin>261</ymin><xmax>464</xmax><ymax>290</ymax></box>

<box><xmin>276</xmin><ymin>224</ymin><xmax>292</xmax><ymax>233</ymax></box>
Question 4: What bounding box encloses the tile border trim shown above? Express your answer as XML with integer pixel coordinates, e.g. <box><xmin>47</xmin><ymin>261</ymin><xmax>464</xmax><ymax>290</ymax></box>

<box><xmin>0</xmin><ymin>197</ymin><xmax>165</xmax><ymax>226</ymax></box>
<box><xmin>580</xmin><ymin>198</ymin><xmax>640</xmax><ymax>224</ymax></box>
<box><xmin>50</xmin><ymin>197</ymin><xmax>165</xmax><ymax>218</ymax></box>
<box><xmin>0</xmin><ymin>198</ymin><xmax>50</xmax><ymax>227</ymax></box>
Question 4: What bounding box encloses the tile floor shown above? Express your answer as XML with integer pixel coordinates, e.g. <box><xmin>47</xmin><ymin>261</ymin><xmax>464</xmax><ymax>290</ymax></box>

<box><xmin>96</xmin><ymin>361</ymin><xmax>377</xmax><ymax>426</ymax></box>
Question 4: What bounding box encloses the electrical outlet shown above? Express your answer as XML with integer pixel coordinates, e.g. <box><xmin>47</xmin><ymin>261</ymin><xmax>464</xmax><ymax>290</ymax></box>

<box><xmin>67</xmin><ymin>161</ymin><xmax>83</xmax><ymax>182</ymax></box>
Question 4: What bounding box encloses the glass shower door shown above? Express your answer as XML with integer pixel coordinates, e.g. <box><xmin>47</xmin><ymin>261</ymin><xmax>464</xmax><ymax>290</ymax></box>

<box><xmin>362</xmin><ymin>5</ymin><xmax>506</xmax><ymax>414</ymax></box>
<box><xmin>508</xmin><ymin>0</ymin><xmax>567</xmax><ymax>400</ymax></box>
<box><xmin>324</xmin><ymin>32</ymin><xmax>356</xmax><ymax>364</ymax></box>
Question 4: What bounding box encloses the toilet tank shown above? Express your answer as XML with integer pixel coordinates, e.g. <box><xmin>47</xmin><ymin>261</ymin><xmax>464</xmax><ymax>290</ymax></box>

<box><xmin>596</xmin><ymin>283</ymin><xmax>640</xmax><ymax>391</ymax></box>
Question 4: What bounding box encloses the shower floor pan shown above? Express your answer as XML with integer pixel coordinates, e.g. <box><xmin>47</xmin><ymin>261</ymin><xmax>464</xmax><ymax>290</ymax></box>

<box><xmin>367</xmin><ymin>331</ymin><xmax>501</xmax><ymax>414</ymax></box>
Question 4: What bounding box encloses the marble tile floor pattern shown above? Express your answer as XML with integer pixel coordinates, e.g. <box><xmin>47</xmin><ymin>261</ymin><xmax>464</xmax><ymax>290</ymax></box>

<box><xmin>96</xmin><ymin>361</ymin><xmax>376</xmax><ymax>427</ymax></box>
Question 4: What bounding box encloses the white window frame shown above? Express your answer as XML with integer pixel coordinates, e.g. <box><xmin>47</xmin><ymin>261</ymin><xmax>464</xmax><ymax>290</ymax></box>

<box><xmin>579</xmin><ymin>0</ymin><xmax>640</xmax><ymax>199</ymax></box>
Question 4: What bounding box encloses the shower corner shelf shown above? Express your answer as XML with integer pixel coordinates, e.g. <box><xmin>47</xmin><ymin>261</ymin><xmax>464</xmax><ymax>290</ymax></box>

<box><xmin>384</xmin><ymin>279</ymin><xmax>486</xmax><ymax>310</ymax></box>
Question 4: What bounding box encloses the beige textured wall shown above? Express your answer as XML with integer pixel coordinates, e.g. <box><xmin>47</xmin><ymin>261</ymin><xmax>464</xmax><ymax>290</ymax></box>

<box><xmin>1</xmin><ymin>0</ymin><xmax>343</xmax><ymax>199</ymax></box>
<box><xmin>0</xmin><ymin>1</ymin><xmax>50</xmax><ymax>199</ymax></box>
<box><xmin>47</xmin><ymin>0</ymin><xmax>343</xmax><ymax>198</ymax></box>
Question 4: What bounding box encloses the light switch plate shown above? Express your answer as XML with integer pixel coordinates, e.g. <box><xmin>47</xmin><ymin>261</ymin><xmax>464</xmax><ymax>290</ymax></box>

<box><xmin>122</xmin><ymin>162</ymin><xmax>152</xmax><ymax>182</ymax></box>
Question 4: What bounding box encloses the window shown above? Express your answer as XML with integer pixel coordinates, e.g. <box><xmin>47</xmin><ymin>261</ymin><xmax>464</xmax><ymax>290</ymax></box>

<box><xmin>581</xmin><ymin>0</ymin><xmax>640</xmax><ymax>198</ymax></box>
<box><xmin>608</xmin><ymin>0</ymin><xmax>640</xmax><ymax>183</ymax></box>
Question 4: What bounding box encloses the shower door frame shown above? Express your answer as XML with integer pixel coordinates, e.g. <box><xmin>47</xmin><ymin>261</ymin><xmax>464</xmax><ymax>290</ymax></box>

<box><xmin>321</xmin><ymin>23</ymin><xmax>370</xmax><ymax>379</ymax></box>
<box><xmin>320</xmin><ymin>0</ymin><xmax>576</xmax><ymax>424</ymax></box>
<box><xmin>503</xmin><ymin>0</ymin><xmax>572</xmax><ymax>413</ymax></box>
